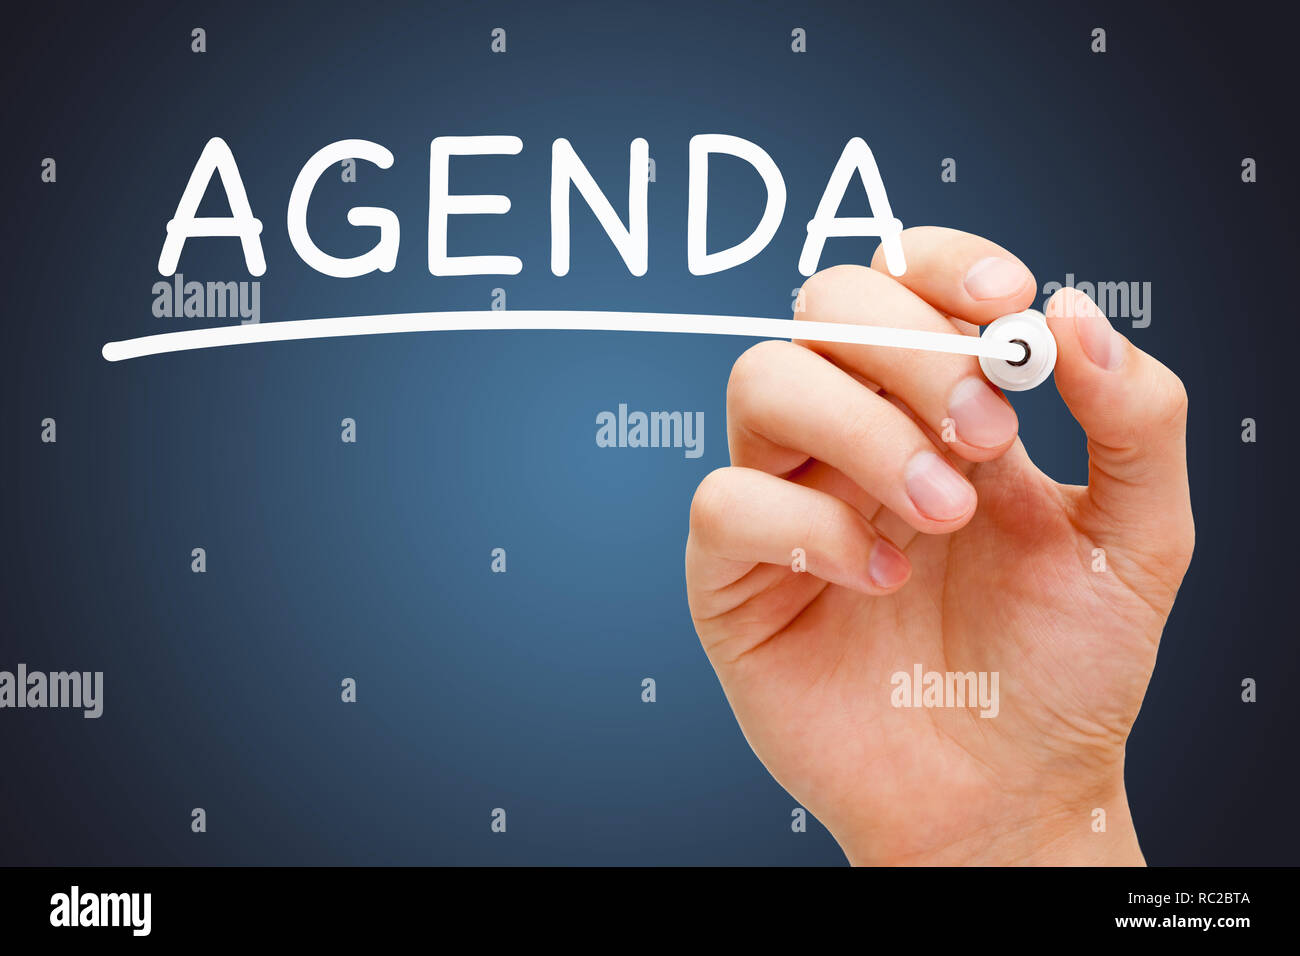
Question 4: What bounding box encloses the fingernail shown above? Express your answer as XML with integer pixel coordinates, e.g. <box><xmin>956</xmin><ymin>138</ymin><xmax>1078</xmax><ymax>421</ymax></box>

<box><xmin>947</xmin><ymin>376</ymin><xmax>1018</xmax><ymax>448</ymax></box>
<box><xmin>1072</xmin><ymin>293</ymin><xmax>1125</xmax><ymax>370</ymax></box>
<box><xmin>905</xmin><ymin>451</ymin><xmax>975</xmax><ymax>522</ymax></box>
<box><xmin>868</xmin><ymin>538</ymin><xmax>910</xmax><ymax>589</ymax></box>
<box><xmin>963</xmin><ymin>256</ymin><xmax>1030</xmax><ymax>301</ymax></box>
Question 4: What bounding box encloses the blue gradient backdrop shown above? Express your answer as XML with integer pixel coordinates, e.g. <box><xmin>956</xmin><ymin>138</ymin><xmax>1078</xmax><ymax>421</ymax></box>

<box><xmin>1</xmin><ymin>1</ymin><xmax>1294</xmax><ymax>864</ymax></box>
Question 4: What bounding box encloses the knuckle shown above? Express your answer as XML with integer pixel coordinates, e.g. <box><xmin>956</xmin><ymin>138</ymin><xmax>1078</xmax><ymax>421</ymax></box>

<box><xmin>1166</xmin><ymin>376</ymin><xmax>1189</xmax><ymax>421</ymax></box>
<box><xmin>727</xmin><ymin>339</ymin><xmax>788</xmax><ymax>404</ymax></box>
<box><xmin>1137</xmin><ymin>513</ymin><xmax>1195</xmax><ymax>604</ymax></box>
<box><xmin>1151</xmin><ymin>363</ymin><xmax>1189</xmax><ymax>427</ymax></box>
<box><xmin>797</xmin><ymin>263</ymin><xmax>871</xmax><ymax>317</ymax></box>
<box><xmin>689</xmin><ymin>467</ymin><xmax>736</xmax><ymax>539</ymax></box>
<box><xmin>1170</xmin><ymin>513</ymin><xmax>1196</xmax><ymax>572</ymax></box>
<box><xmin>807</xmin><ymin>494</ymin><xmax>861</xmax><ymax>558</ymax></box>
<box><xmin>839</xmin><ymin>402</ymin><xmax>885</xmax><ymax>452</ymax></box>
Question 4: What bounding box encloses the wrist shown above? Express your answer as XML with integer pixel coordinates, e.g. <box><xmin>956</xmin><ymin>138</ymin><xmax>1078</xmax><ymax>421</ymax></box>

<box><xmin>841</xmin><ymin>778</ymin><xmax>1146</xmax><ymax>867</ymax></box>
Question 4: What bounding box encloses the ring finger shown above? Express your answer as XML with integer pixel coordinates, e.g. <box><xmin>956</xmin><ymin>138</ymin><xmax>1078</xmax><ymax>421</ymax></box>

<box><xmin>727</xmin><ymin>340</ymin><xmax>977</xmax><ymax>535</ymax></box>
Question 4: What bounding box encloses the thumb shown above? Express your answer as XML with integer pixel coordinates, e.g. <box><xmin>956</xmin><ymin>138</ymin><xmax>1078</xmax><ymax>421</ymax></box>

<box><xmin>1045</xmin><ymin>287</ymin><xmax>1194</xmax><ymax>574</ymax></box>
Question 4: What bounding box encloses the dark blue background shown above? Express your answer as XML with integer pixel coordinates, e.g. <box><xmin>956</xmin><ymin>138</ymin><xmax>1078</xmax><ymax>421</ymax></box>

<box><xmin>1</xmin><ymin>0</ymin><xmax>1293</xmax><ymax>864</ymax></box>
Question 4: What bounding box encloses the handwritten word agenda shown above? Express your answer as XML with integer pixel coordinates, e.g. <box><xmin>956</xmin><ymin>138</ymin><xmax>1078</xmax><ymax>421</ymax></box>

<box><xmin>157</xmin><ymin>136</ymin><xmax>907</xmax><ymax>281</ymax></box>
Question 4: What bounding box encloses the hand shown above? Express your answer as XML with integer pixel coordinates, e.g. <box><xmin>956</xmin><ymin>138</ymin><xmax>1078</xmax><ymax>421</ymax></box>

<box><xmin>684</xmin><ymin>228</ymin><xmax>1193</xmax><ymax>865</ymax></box>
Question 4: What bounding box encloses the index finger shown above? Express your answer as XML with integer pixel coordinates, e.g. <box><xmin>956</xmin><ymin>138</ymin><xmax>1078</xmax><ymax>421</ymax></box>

<box><xmin>870</xmin><ymin>226</ymin><xmax>1037</xmax><ymax>324</ymax></box>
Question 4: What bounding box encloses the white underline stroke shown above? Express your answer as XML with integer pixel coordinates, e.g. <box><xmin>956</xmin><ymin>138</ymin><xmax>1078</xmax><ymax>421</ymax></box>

<box><xmin>101</xmin><ymin>311</ymin><xmax>1026</xmax><ymax>363</ymax></box>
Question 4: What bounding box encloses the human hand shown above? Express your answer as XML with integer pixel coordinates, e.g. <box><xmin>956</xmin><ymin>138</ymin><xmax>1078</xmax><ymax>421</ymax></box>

<box><xmin>684</xmin><ymin>228</ymin><xmax>1193</xmax><ymax>865</ymax></box>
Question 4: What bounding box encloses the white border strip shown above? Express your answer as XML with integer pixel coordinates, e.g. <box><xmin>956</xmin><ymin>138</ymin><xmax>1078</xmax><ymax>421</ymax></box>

<box><xmin>101</xmin><ymin>310</ymin><xmax>1024</xmax><ymax>363</ymax></box>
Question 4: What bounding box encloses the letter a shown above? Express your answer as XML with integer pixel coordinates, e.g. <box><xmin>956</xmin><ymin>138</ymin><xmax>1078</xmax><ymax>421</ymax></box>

<box><xmin>158</xmin><ymin>137</ymin><xmax>266</xmax><ymax>277</ymax></box>
<box><xmin>799</xmin><ymin>137</ymin><xmax>905</xmax><ymax>277</ymax></box>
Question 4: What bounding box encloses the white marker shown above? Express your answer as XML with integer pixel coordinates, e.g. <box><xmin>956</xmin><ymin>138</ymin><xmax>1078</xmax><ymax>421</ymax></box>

<box><xmin>977</xmin><ymin>309</ymin><xmax>1058</xmax><ymax>391</ymax></box>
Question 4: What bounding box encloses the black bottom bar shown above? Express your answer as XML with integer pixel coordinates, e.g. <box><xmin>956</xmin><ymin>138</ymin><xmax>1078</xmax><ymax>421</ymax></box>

<box><xmin>0</xmin><ymin>866</ymin><xmax>1281</xmax><ymax>941</ymax></box>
